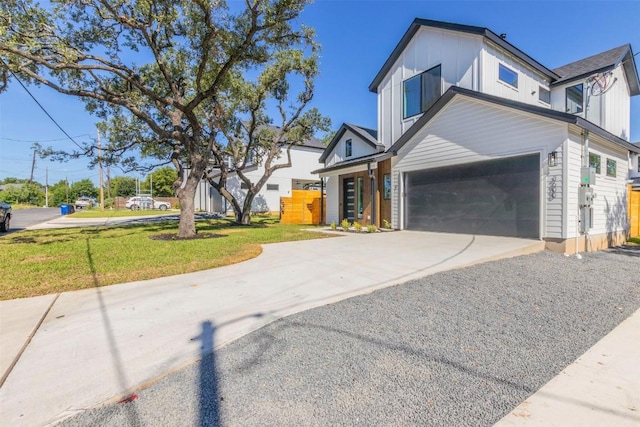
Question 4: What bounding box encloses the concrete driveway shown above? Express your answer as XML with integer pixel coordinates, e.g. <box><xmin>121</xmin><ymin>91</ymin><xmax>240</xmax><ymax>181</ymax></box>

<box><xmin>0</xmin><ymin>230</ymin><xmax>543</xmax><ymax>426</ymax></box>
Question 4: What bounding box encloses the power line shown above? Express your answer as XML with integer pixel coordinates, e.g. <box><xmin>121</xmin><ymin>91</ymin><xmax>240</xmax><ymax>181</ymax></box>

<box><xmin>0</xmin><ymin>135</ymin><xmax>91</xmax><ymax>143</ymax></box>
<box><xmin>3</xmin><ymin>65</ymin><xmax>88</xmax><ymax>153</ymax></box>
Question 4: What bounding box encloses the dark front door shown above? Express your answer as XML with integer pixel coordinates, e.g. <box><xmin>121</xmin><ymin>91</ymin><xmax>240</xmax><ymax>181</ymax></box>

<box><xmin>343</xmin><ymin>177</ymin><xmax>355</xmax><ymax>222</ymax></box>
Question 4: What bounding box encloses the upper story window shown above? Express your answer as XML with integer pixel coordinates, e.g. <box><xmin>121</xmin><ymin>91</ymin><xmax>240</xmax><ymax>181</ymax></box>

<box><xmin>345</xmin><ymin>139</ymin><xmax>352</xmax><ymax>157</ymax></box>
<box><xmin>566</xmin><ymin>84</ymin><xmax>584</xmax><ymax>114</ymax></box>
<box><xmin>498</xmin><ymin>64</ymin><xmax>518</xmax><ymax>88</ymax></box>
<box><xmin>539</xmin><ymin>87</ymin><xmax>551</xmax><ymax>104</ymax></box>
<box><xmin>266</xmin><ymin>184</ymin><xmax>279</xmax><ymax>191</ymax></box>
<box><xmin>403</xmin><ymin>64</ymin><xmax>442</xmax><ymax>119</ymax></box>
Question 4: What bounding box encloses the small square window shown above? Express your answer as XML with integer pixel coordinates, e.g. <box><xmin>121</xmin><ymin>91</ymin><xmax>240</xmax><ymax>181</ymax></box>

<box><xmin>539</xmin><ymin>87</ymin><xmax>551</xmax><ymax>104</ymax></box>
<box><xmin>345</xmin><ymin>139</ymin><xmax>352</xmax><ymax>157</ymax></box>
<box><xmin>589</xmin><ymin>152</ymin><xmax>601</xmax><ymax>174</ymax></box>
<box><xmin>240</xmin><ymin>182</ymin><xmax>249</xmax><ymax>190</ymax></box>
<box><xmin>498</xmin><ymin>64</ymin><xmax>518</xmax><ymax>88</ymax></box>
<box><xmin>266</xmin><ymin>184</ymin><xmax>279</xmax><ymax>191</ymax></box>
<box><xmin>606</xmin><ymin>159</ymin><xmax>616</xmax><ymax>177</ymax></box>
<box><xmin>566</xmin><ymin>84</ymin><xmax>584</xmax><ymax>114</ymax></box>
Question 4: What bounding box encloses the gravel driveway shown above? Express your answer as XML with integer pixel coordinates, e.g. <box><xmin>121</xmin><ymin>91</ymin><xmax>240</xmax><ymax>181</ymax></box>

<box><xmin>61</xmin><ymin>248</ymin><xmax>640</xmax><ymax>427</ymax></box>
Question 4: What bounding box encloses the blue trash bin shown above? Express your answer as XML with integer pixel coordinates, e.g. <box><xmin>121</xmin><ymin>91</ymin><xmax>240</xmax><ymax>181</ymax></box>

<box><xmin>60</xmin><ymin>204</ymin><xmax>69</xmax><ymax>215</ymax></box>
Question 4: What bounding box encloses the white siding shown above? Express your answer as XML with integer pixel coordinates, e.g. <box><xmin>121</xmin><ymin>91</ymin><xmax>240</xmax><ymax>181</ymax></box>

<box><xmin>602</xmin><ymin>65</ymin><xmax>631</xmax><ymax>140</ymax></box>
<box><xmin>391</xmin><ymin>96</ymin><xmax>567</xmax><ymax>238</ymax></box>
<box><xmin>481</xmin><ymin>42</ymin><xmax>552</xmax><ymax>107</ymax></box>
<box><xmin>325</xmin><ymin>130</ymin><xmax>379</xmax><ymax>167</ymax></box>
<box><xmin>566</xmin><ymin>129</ymin><xmax>629</xmax><ymax>237</ymax></box>
<box><xmin>550</xmin><ymin>65</ymin><xmax>631</xmax><ymax>140</ymax></box>
<box><xmin>565</xmin><ymin>130</ymin><xmax>583</xmax><ymax>238</ymax></box>
<box><xmin>377</xmin><ymin>27</ymin><xmax>483</xmax><ymax>147</ymax></box>
<box><xmin>225</xmin><ymin>146</ymin><xmax>323</xmax><ymax>212</ymax></box>
<box><xmin>324</xmin><ymin>174</ymin><xmax>340</xmax><ymax>225</ymax></box>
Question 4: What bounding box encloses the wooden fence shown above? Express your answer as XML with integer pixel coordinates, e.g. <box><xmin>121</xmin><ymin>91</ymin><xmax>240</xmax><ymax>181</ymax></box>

<box><xmin>629</xmin><ymin>184</ymin><xmax>640</xmax><ymax>238</ymax></box>
<box><xmin>280</xmin><ymin>190</ymin><xmax>325</xmax><ymax>225</ymax></box>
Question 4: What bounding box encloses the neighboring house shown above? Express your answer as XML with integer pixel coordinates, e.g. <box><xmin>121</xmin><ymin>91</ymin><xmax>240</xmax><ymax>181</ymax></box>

<box><xmin>315</xmin><ymin>18</ymin><xmax>640</xmax><ymax>254</ymax></box>
<box><xmin>194</xmin><ymin>135</ymin><xmax>326</xmax><ymax>214</ymax></box>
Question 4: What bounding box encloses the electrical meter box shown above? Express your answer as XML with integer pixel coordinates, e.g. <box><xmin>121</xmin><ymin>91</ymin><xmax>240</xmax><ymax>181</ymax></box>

<box><xmin>581</xmin><ymin>167</ymin><xmax>596</xmax><ymax>185</ymax></box>
<box><xmin>580</xmin><ymin>207</ymin><xmax>593</xmax><ymax>233</ymax></box>
<box><xmin>579</xmin><ymin>186</ymin><xmax>594</xmax><ymax>206</ymax></box>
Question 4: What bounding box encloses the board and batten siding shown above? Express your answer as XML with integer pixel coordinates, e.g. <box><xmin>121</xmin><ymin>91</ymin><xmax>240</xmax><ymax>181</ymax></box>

<box><xmin>550</xmin><ymin>65</ymin><xmax>631</xmax><ymax>141</ymax></box>
<box><xmin>390</xmin><ymin>96</ymin><xmax>567</xmax><ymax>238</ymax></box>
<box><xmin>480</xmin><ymin>42</ymin><xmax>552</xmax><ymax>107</ymax></box>
<box><xmin>377</xmin><ymin>27</ymin><xmax>483</xmax><ymax>148</ymax></box>
<box><xmin>325</xmin><ymin>130</ymin><xmax>379</xmax><ymax>167</ymax></box>
<box><xmin>566</xmin><ymin>128</ymin><xmax>630</xmax><ymax>237</ymax></box>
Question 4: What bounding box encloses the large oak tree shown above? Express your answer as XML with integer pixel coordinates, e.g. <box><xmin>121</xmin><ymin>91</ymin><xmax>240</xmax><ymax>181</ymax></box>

<box><xmin>0</xmin><ymin>0</ymin><xmax>328</xmax><ymax>237</ymax></box>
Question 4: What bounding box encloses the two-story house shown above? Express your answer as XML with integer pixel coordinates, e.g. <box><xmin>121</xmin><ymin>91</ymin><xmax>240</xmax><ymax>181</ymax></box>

<box><xmin>315</xmin><ymin>18</ymin><xmax>640</xmax><ymax>253</ymax></box>
<box><xmin>195</xmin><ymin>134</ymin><xmax>325</xmax><ymax>214</ymax></box>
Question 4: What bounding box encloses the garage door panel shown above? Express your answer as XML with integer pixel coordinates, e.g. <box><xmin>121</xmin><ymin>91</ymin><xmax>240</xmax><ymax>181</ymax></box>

<box><xmin>406</xmin><ymin>154</ymin><xmax>539</xmax><ymax>238</ymax></box>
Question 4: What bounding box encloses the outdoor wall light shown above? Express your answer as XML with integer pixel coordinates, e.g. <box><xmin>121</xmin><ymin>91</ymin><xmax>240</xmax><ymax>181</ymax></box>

<box><xmin>548</xmin><ymin>151</ymin><xmax>558</xmax><ymax>167</ymax></box>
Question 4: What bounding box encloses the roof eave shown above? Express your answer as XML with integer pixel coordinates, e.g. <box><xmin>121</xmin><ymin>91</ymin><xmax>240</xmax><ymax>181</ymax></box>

<box><xmin>369</xmin><ymin>18</ymin><xmax>559</xmax><ymax>93</ymax></box>
<box><xmin>312</xmin><ymin>152</ymin><xmax>393</xmax><ymax>175</ymax></box>
<box><xmin>389</xmin><ymin>86</ymin><xmax>640</xmax><ymax>155</ymax></box>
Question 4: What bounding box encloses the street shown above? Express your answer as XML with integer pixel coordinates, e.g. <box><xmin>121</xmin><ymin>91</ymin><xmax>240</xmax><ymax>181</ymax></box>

<box><xmin>6</xmin><ymin>207</ymin><xmax>61</xmax><ymax>233</ymax></box>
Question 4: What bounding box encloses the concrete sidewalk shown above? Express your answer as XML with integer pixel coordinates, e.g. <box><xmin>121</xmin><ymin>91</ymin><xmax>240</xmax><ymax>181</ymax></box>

<box><xmin>0</xmin><ymin>231</ymin><xmax>543</xmax><ymax>426</ymax></box>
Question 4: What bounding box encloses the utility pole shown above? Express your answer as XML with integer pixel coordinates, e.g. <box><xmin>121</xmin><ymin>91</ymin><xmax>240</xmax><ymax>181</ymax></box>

<box><xmin>29</xmin><ymin>148</ymin><xmax>36</xmax><ymax>184</ymax></box>
<box><xmin>45</xmin><ymin>167</ymin><xmax>49</xmax><ymax>207</ymax></box>
<box><xmin>97</xmin><ymin>129</ymin><xmax>104</xmax><ymax>211</ymax></box>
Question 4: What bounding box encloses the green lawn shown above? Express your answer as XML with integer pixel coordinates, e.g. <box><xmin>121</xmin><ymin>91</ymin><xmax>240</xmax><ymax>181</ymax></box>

<box><xmin>0</xmin><ymin>218</ymin><xmax>331</xmax><ymax>300</ymax></box>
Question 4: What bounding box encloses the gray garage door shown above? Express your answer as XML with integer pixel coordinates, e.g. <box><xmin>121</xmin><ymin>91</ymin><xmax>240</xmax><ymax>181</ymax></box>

<box><xmin>405</xmin><ymin>154</ymin><xmax>540</xmax><ymax>238</ymax></box>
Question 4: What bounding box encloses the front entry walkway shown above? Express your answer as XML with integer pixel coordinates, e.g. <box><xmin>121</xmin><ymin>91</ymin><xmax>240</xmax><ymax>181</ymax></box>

<box><xmin>0</xmin><ymin>231</ymin><xmax>543</xmax><ymax>426</ymax></box>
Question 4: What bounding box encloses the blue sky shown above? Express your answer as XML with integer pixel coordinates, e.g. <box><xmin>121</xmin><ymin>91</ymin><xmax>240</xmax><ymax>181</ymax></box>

<box><xmin>1</xmin><ymin>0</ymin><xmax>639</xmax><ymax>186</ymax></box>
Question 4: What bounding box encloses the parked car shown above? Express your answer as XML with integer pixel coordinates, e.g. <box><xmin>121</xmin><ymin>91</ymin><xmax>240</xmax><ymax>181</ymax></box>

<box><xmin>0</xmin><ymin>201</ymin><xmax>11</xmax><ymax>232</ymax></box>
<box><xmin>125</xmin><ymin>196</ymin><xmax>171</xmax><ymax>211</ymax></box>
<box><xmin>75</xmin><ymin>196</ymin><xmax>98</xmax><ymax>210</ymax></box>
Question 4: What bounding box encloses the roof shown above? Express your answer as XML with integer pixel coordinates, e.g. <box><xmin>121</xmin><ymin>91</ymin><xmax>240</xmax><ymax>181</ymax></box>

<box><xmin>318</xmin><ymin>123</ymin><xmax>383</xmax><ymax>163</ymax></box>
<box><xmin>369</xmin><ymin>18</ymin><xmax>560</xmax><ymax>93</ymax></box>
<box><xmin>388</xmin><ymin>86</ymin><xmax>640</xmax><ymax>155</ymax></box>
<box><xmin>251</xmin><ymin>123</ymin><xmax>326</xmax><ymax>150</ymax></box>
<box><xmin>312</xmin><ymin>152</ymin><xmax>393</xmax><ymax>175</ymax></box>
<box><xmin>552</xmin><ymin>44</ymin><xmax>640</xmax><ymax>95</ymax></box>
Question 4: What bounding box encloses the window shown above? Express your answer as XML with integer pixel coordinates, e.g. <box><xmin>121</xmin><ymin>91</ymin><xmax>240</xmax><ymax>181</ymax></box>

<box><xmin>403</xmin><ymin>64</ymin><xmax>442</xmax><ymax>118</ymax></box>
<box><xmin>266</xmin><ymin>184</ymin><xmax>279</xmax><ymax>191</ymax></box>
<box><xmin>240</xmin><ymin>182</ymin><xmax>249</xmax><ymax>190</ymax></box>
<box><xmin>589</xmin><ymin>153</ymin><xmax>601</xmax><ymax>174</ymax></box>
<box><xmin>606</xmin><ymin>159</ymin><xmax>616</xmax><ymax>177</ymax></box>
<box><xmin>345</xmin><ymin>139</ymin><xmax>352</xmax><ymax>157</ymax></box>
<box><xmin>383</xmin><ymin>174</ymin><xmax>391</xmax><ymax>200</ymax></box>
<box><xmin>498</xmin><ymin>64</ymin><xmax>518</xmax><ymax>88</ymax></box>
<box><xmin>539</xmin><ymin>87</ymin><xmax>551</xmax><ymax>104</ymax></box>
<box><xmin>566</xmin><ymin>84</ymin><xmax>584</xmax><ymax>114</ymax></box>
<box><xmin>638</xmin><ymin>156</ymin><xmax>640</xmax><ymax>173</ymax></box>
<box><xmin>357</xmin><ymin>177</ymin><xmax>364</xmax><ymax>219</ymax></box>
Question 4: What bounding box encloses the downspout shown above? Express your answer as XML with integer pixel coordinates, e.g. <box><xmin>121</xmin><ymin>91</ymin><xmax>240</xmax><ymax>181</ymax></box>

<box><xmin>320</xmin><ymin>177</ymin><xmax>325</xmax><ymax>225</ymax></box>
<box><xmin>368</xmin><ymin>162</ymin><xmax>376</xmax><ymax>226</ymax></box>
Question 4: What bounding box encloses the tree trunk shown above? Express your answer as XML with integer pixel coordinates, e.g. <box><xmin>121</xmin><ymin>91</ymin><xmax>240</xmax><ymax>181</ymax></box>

<box><xmin>234</xmin><ymin>190</ymin><xmax>257</xmax><ymax>225</ymax></box>
<box><xmin>177</xmin><ymin>186</ymin><xmax>197</xmax><ymax>238</ymax></box>
<box><xmin>175</xmin><ymin>165</ymin><xmax>204</xmax><ymax>238</ymax></box>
